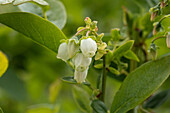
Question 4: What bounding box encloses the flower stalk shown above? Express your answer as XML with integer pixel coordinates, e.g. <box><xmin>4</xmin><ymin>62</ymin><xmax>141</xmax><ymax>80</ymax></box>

<box><xmin>100</xmin><ymin>55</ymin><xmax>107</xmax><ymax>102</ymax></box>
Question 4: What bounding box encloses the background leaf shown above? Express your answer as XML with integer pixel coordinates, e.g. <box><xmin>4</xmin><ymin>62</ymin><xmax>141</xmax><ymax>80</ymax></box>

<box><xmin>18</xmin><ymin>0</ymin><xmax>67</xmax><ymax>29</ymax></box>
<box><xmin>0</xmin><ymin>108</ymin><xmax>4</xmax><ymax>113</ymax></box>
<box><xmin>27</xmin><ymin>104</ymin><xmax>59</xmax><ymax>113</ymax></box>
<box><xmin>143</xmin><ymin>89</ymin><xmax>170</xmax><ymax>109</ymax></box>
<box><xmin>72</xmin><ymin>86</ymin><xmax>92</xmax><ymax>113</ymax></box>
<box><xmin>91</xmin><ymin>100</ymin><xmax>107</xmax><ymax>113</ymax></box>
<box><xmin>49</xmin><ymin>79</ymin><xmax>62</xmax><ymax>103</ymax></box>
<box><xmin>0</xmin><ymin>12</ymin><xmax>67</xmax><ymax>54</ymax></box>
<box><xmin>0</xmin><ymin>51</ymin><xmax>8</xmax><ymax>77</ymax></box>
<box><xmin>110</xmin><ymin>54</ymin><xmax>170</xmax><ymax>113</ymax></box>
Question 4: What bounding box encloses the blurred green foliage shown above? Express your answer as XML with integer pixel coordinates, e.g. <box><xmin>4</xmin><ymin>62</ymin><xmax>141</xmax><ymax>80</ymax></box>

<box><xmin>0</xmin><ymin>0</ymin><xmax>170</xmax><ymax>113</ymax></box>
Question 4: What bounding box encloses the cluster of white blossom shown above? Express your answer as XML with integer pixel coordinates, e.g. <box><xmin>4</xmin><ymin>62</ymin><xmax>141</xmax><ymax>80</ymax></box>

<box><xmin>57</xmin><ymin>37</ymin><xmax>97</xmax><ymax>83</ymax></box>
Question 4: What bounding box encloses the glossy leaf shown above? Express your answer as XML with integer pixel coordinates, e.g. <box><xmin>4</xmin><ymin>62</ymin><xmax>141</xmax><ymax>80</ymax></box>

<box><xmin>91</xmin><ymin>100</ymin><xmax>107</xmax><ymax>113</ymax></box>
<box><xmin>0</xmin><ymin>12</ymin><xmax>67</xmax><ymax>54</ymax></box>
<box><xmin>0</xmin><ymin>51</ymin><xmax>8</xmax><ymax>77</ymax></box>
<box><xmin>18</xmin><ymin>0</ymin><xmax>67</xmax><ymax>29</ymax></box>
<box><xmin>73</xmin><ymin>86</ymin><xmax>92</xmax><ymax>113</ymax></box>
<box><xmin>143</xmin><ymin>89</ymin><xmax>170</xmax><ymax>109</ymax></box>
<box><xmin>124</xmin><ymin>50</ymin><xmax>140</xmax><ymax>62</ymax></box>
<box><xmin>112</xmin><ymin>40</ymin><xmax>134</xmax><ymax>60</ymax></box>
<box><xmin>111</xmin><ymin>54</ymin><xmax>170</xmax><ymax>113</ymax></box>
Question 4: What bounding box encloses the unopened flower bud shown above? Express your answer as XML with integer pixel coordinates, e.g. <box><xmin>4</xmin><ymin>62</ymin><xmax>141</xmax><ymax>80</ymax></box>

<box><xmin>72</xmin><ymin>53</ymin><xmax>92</xmax><ymax>71</ymax></box>
<box><xmin>149</xmin><ymin>43</ymin><xmax>157</xmax><ymax>60</ymax></box>
<box><xmin>80</xmin><ymin>38</ymin><xmax>97</xmax><ymax>58</ymax></box>
<box><xmin>84</xmin><ymin>17</ymin><xmax>91</xmax><ymax>28</ymax></box>
<box><xmin>91</xmin><ymin>21</ymin><xmax>98</xmax><ymax>29</ymax></box>
<box><xmin>68</xmin><ymin>39</ymin><xmax>79</xmax><ymax>58</ymax></box>
<box><xmin>74</xmin><ymin>68</ymin><xmax>88</xmax><ymax>83</ymax></box>
<box><xmin>57</xmin><ymin>42</ymin><xmax>69</xmax><ymax>61</ymax></box>
<box><xmin>166</xmin><ymin>32</ymin><xmax>170</xmax><ymax>48</ymax></box>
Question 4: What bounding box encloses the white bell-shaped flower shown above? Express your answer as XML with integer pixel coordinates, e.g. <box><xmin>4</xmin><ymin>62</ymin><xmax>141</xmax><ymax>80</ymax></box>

<box><xmin>80</xmin><ymin>38</ymin><xmax>97</xmax><ymax>58</ymax></box>
<box><xmin>167</xmin><ymin>32</ymin><xmax>170</xmax><ymax>48</ymax></box>
<box><xmin>57</xmin><ymin>42</ymin><xmax>69</xmax><ymax>62</ymax></box>
<box><xmin>68</xmin><ymin>39</ymin><xmax>79</xmax><ymax>58</ymax></box>
<box><xmin>72</xmin><ymin>53</ymin><xmax>92</xmax><ymax>72</ymax></box>
<box><xmin>74</xmin><ymin>68</ymin><xmax>89</xmax><ymax>83</ymax></box>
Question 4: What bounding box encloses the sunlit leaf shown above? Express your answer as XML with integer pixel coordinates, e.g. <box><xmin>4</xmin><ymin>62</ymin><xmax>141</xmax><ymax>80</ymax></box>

<box><xmin>0</xmin><ymin>51</ymin><xmax>8</xmax><ymax>77</ymax></box>
<box><xmin>111</xmin><ymin>54</ymin><xmax>170</xmax><ymax>113</ymax></box>
<box><xmin>0</xmin><ymin>12</ymin><xmax>67</xmax><ymax>54</ymax></box>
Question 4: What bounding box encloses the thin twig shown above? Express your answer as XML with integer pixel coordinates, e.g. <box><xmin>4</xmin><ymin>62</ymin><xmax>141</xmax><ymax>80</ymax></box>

<box><xmin>74</xmin><ymin>28</ymin><xmax>86</xmax><ymax>36</ymax></box>
<box><xmin>152</xmin><ymin>36</ymin><xmax>166</xmax><ymax>43</ymax></box>
<box><xmin>86</xmin><ymin>30</ymin><xmax>91</xmax><ymax>37</ymax></box>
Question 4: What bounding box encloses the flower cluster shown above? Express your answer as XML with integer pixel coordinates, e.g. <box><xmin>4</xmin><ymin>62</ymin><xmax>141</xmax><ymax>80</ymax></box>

<box><xmin>57</xmin><ymin>17</ymin><xmax>105</xmax><ymax>83</ymax></box>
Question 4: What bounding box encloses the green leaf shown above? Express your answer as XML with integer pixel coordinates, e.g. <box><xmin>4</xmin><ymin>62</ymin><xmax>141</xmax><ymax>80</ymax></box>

<box><xmin>0</xmin><ymin>0</ymin><xmax>49</xmax><ymax>11</ymax></box>
<box><xmin>13</xmin><ymin>0</ymin><xmax>48</xmax><ymax>6</ymax></box>
<box><xmin>18</xmin><ymin>0</ymin><xmax>67</xmax><ymax>29</ymax></box>
<box><xmin>27</xmin><ymin>104</ymin><xmax>59</xmax><ymax>113</ymax></box>
<box><xmin>0</xmin><ymin>0</ymin><xmax>13</xmax><ymax>4</ymax></box>
<box><xmin>112</xmin><ymin>40</ymin><xmax>134</xmax><ymax>60</ymax></box>
<box><xmin>143</xmin><ymin>89</ymin><xmax>170</xmax><ymax>109</ymax></box>
<box><xmin>91</xmin><ymin>100</ymin><xmax>107</xmax><ymax>113</ymax></box>
<box><xmin>62</xmin><ymin>76</ymin><xmax>91</xmax><ymax>86</ymax></box>
<box><xmin>0</xmin><ymin>0</ymin><xmax>49</xmax><ymax>6</ymax></box>
<box><xmin>49</xmin><ymin>79</ymin><xmax>62</xmax><ymax>103</ymax></box>
<box><xmin>62</xmin><ymin>76</ymin><xmax>77</xmax><ymax>84</ymax></box>
<box><xmin>161</xmin><ymin>17</ymin><xmax>170</xmax><ymax>31</ymax></box>
<box><xmin>0</xmin><ymin>12</ymin><xmax>67</xmax><ymax>54</ymax></box>
<box><xmin>73</xmin><ymin>86</ymin><xmax>92</xmax><ymax>113</ymax></box>
<box><xmin>110</xmin><ymin>54</ymin><xmax>170</xmax><ymax>113</ymax></box>
<box><xmin>0</xmin><ymin>51</ymin><xmax>8</xmax><ymax>77</ymax></box>
<box><xmin>124</xmin><ymin>50</ymin><xmax>140</xmax><ymax>62</ymax></box>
